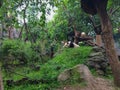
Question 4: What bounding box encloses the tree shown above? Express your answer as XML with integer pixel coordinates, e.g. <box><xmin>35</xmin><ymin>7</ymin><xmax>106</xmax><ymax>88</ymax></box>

<box><xmin>0</xmin><ymin>0</ymin><xmax>53</xmax><ymax>42</ymax></box>
<box><xmin>81</xmin><ymin>0</ymin><xmax>120</xmax><ymax>87</ymax></box>
<box><xmin>0</xmin><ymin>0</ymin><xmax>2</xmax><ymax>7</ymax></box>
<box><xmin>0</xmin><ymin>1</ymin><xmax>4</xmax><ymax>90</ymax></box>
<box><xmin>88</xmin><ymin>2</ymin><xmax>120</xmax><ymax>47</ymax></box>
<box><xmin>0</xmin><ymin>69</ymin><xmax>3</xmax><ymax>90</ymax></box>
<box><xmin>89</xmin><ymin>15</ymin><xmax>102</xmax><ymax>46</ymax></box>
<box><xmin>47</xmin><ymin>0</ymin><xmax>94</xmax><ymax>41</ymax></box>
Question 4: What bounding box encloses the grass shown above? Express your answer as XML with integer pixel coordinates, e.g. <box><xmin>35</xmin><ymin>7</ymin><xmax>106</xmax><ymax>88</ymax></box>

<box><xmin>4</xmin><ymin>46</ymin><xmax>92</xmax><ymax>90</ymax></box>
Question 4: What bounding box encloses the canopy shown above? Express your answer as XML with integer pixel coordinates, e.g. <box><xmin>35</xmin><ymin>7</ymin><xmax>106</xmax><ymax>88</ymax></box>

<box><xmin>81</xmin><ymin>0</ymin><xmax>108</xmax><ymax>15</ymax></box>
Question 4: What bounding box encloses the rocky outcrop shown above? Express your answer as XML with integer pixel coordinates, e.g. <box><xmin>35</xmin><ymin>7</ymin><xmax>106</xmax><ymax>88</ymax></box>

<box><xmin>58</xmin><ymin>64</ymin><xmax>93</xmax><ymax>84</ymax></box>
<box><xmin>86</xmin><ymin>46</ymin><xmax>109</xmax><ymax>75</ymax></box>
<box><xmin>58</xmin><ymin>69</ymin><xmax>71</xmax><ymax>82</ymax></box>
<box><xmin>57</xmin><ymin>64</ymin><xmax>114</xmax><ymax>90</ymax></box>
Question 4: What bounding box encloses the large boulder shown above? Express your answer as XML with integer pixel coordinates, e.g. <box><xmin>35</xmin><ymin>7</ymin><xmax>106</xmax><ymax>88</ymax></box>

<box><xmin>57</xmin><ymin>64</ymin><xmax>114</xmax><ymax>90</ymax></box>
<box><xmin>58</xmin><ymin>64</ymin><xmax>93</xmax><ymax>84</ymax></box>
<box><xmin>57</xmin><ymin>69</ymin><xmax>71</xmax><ymax>82</ymax></box>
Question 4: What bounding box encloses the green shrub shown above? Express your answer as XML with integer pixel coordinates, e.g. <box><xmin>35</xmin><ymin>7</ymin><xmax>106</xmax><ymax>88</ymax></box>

<box><xmin>0</xmin><ymin>39</ymin><xmax>35</xmax><ymax>67</ymax></box>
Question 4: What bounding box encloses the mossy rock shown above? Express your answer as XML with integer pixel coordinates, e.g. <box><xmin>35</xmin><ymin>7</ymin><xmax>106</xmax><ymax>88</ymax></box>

<box><xmin>58</xmin><ymin>64</ymin><xmax>92</xmax><ymax>85</ymax></box>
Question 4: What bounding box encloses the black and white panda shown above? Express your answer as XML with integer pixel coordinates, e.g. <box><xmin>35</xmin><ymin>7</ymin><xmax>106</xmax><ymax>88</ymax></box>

<box><xmin>63</xmin><ymin>41</ymin><xmax>80</xmax><ymax>48</ymax></box>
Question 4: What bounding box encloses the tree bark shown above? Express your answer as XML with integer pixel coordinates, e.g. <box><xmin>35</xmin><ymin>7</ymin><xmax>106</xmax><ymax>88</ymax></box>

<box><xmin>96</xmin><ymin>35</ymin><xmax>102</xmax><ymax>46</ymax></box>
<box><xmin>0</xmin><ymin>69</ymin><xmax>3</xmax><ymax>90</ymax></box>
<box><xmin>8</xmin><ymin>26</ymin><xmax>12</xmax><ymax>39</ymax></box>
<box><xmin>97</xmin><ymin>4</ymin><xmax>120</xmax><ymax>87</ymax></box>
<box><xmin>0</xmin><ymin>0</ymin><xmax>2</xmax><ymax>8</ymax></box>
<box><xmin>0</xmin><ymin>27</ymin><xmax>2</xmax><ymax>38</ymax></box>
<box><xmin>0</xmin><ymin>2</ymin><xmax>4</xmax><ymax>90</ymax></box>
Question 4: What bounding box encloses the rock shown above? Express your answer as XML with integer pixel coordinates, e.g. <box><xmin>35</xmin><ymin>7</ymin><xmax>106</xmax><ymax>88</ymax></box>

<box><xmin>92</xmin><ymin>46</ymin><xmax>105</xmax><ymax>52</ymax></box>
<box><xmin>89</xmin><ymin>52</ymin><xmax>103</xmax><ymax>57</ymax></box>
<box><xmin>58</xmin><ymin>69</ymin><xmax>71</xmax><ymax>82</ymax></box>
<box><xmin>87</xmin><ymin>61</ymin><xmax>96</xmax><ymax>68</ymax></box>
<box><xmin>89</xmin><ymin>58</ymin><xmax>104</xmax><ymax>62</ymax></box>
<box><xmin>96</xmin><ymin>70</ymin><xmax>104</xmax><ymax>75</ymax></box>
<box><xmin>58</xmin><ymin>64</ymin><xmax>93</xmax><ymax>83</ymax></box>
<box><xmin>86</xmin><ymin>47</ymin><xmax>110</xmax><ymax>75</ymax></box>
<box><xmin>95</xmin><ymin>64</ymin><xmax>101</xmax><ymax>69</ymax></box>
<box><xmin>100</xmin><ymin>62</ymin><xmax>108</xmax><ymax>68</ymax></box>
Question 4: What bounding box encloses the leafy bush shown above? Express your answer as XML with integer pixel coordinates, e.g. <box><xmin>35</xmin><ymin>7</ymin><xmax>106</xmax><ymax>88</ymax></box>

<box><xmin>0</xmin><ymin>39</ymin><xmax>36</xmax><ymax>67</ymax></box>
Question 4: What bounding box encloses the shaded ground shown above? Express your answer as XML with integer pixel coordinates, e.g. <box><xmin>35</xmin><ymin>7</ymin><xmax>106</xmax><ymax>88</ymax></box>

<box><xmin>58</xmin><ymin>78</ymin><xmax>114</xmax><ymax>90</ymax></box>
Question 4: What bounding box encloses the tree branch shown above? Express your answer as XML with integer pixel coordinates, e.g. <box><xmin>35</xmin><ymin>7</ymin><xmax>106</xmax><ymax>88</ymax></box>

<box><xmin>108</xmin><ymin>6</ymin><xmax>120</xmax><ymax>16</ymax></box>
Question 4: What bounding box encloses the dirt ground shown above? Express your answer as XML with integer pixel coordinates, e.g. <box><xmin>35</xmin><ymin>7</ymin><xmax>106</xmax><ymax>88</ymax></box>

<box><xmin>57</xmin><ymin>65</ymin><xmax>115</xmax><ymax>90</ymax></box>
<box><xmin>57</xmin><ymin>77</ymin><xmax>114</xmax><ymax>90</ymax></box>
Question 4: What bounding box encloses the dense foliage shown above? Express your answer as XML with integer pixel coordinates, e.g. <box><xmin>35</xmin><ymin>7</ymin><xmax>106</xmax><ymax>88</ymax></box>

<box><xmin>4</xmin><ymin>46</ymin><xmax>92</xmax><ymax>90</ymax></box>
<box><xmin>0</xmin><ymin>0</ymin><xmax>120</xmax><ymax>89</ymax></box>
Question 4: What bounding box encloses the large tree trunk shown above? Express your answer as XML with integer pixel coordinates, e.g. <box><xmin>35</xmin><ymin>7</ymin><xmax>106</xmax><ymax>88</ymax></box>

<box><xmin>0</xmin><ymin>27</ymin><xmax>2</xmax><ymax>38</ymax></box>
<box><xmin>0</xmin><ymin>0</ymin><xmax>2</xmax><ymax>8</ymax></box>
<box><xmin>0</xmin><ymin>69</ymin><xmax>3</xmax><ymax>90</ymax></box>
<box><xmin>96</xmin><ymin>35</ymin><xmax>102</xmax><ymax>46</ymax></box>
<box><xmin>97</xmin><ymin>3</ymin><xmax>120</xmax><ymax>87</ymax></box>
<box><xmin>0</xmin><ymin>3</ymin><xmax>4</xmax><ymax>90</ymax></box>
<box><xmin>8</xmin><ymin>26</ymin><xmax>13</xmax><ymax>39</ymax></box>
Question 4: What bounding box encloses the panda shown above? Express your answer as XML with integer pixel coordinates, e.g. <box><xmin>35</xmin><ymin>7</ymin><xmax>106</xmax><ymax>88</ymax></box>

<box><xmin>63</xmin><ymin>41</ymin><xmax>80</xmax><ymax>48</ymax></box>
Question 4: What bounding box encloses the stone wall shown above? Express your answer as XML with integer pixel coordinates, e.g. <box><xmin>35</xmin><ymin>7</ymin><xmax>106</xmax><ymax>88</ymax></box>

<box><xmin>86</xmin><ymin>46</ymin><xmax>110</xmax><ymax>75</ymax></box>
